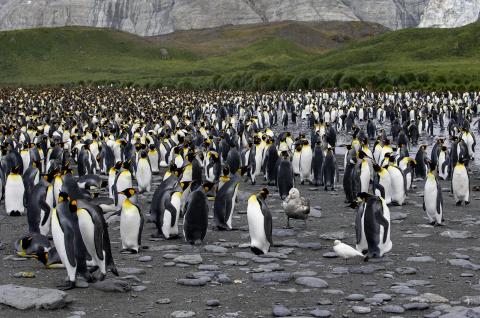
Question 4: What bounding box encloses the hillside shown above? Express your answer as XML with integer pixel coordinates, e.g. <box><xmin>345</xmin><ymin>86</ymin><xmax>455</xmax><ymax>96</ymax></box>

<box><xmin>0</xmin><ymin>21</ymin><xmax>479</xmax><ymax>90</ymax></box>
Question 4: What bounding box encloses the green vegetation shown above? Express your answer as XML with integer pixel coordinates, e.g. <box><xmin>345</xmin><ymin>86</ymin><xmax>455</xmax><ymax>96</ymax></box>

<box><xmin>0</xmin><ymin>21</ymin><xmax>480</xmax><ymax>90</ymax></box>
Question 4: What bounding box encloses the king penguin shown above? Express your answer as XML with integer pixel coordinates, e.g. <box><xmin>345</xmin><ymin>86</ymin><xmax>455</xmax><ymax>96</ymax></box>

<box><xmin>277</xmin><ymin>151</ymin><xmax>294</xmax><ymax>200</ymax></box>
<box><xmin>423</xmin><ymin>162</ymin><xmax>443</xmax><ymax>225</ymax></box>
<box><xmin>136</xmin><ymin>150</ymin><xmax>152</xmax><ymax>193</ymax></box>
<box><xmin>213</xmin><ymin>178</ymin><xmax>240</xmax><ymax>231</ymax></box>
<box><xmin>247</xmin><ymin>188</ymin><xmax>273</xmax><ymax>255</ymax></box>
<box><xmin>183</xmin><ymin>182</ymin><xmax>210</xmax><ymax>245</ymax></box>
<box><xmin>452</xmin><ymin>158</ymin><xmax>470</xmax><ymax>206</ymax></box>
<box><xmin>119</xmin><ymin>188</ymin><xmax>144</xmax><ymax>253</ymax></box>
<box><xmin>5</xmin><ymin>165</ymin><xmax>26</xmax><ymax>216</ymax></box>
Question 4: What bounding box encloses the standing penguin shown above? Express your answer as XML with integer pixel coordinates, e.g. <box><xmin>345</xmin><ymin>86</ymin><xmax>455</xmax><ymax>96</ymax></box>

<box><xmin>299</xmin><ymin>140</ymin><xmax>313</xmax><ymax>185</ymax></box>
<box><xmin>277</xmin><ymin>151</ymin><xmax>294</xmax><ymax>200</ymax></box>
<box><xmin>5</xmin><ymin>165</ymin><xmax>26</xmax><ymax>216</ymax></box>
<box><xmin>355</xmin><ymin>192</ymin><xmax>392</xmax><ymax>258</ymax></box>
<box><xmin>344</xmin><ymin>156</ymin><xmax>359</xmax><ymax>205</ymax></box>
<box><xmin>183</xmin><ymin>183</ymin><xmax>210</xmax><ymax>245</ymax></box>
<box><xmin>247</xmin><ymin>188</ymin><xmax>272</xmax><ymax>255</ymax></box>
<box><xmin>27</xmin><ymin>179</ymin><xmax>53</xmax><ymax>236</ymax></box>
<box><xmin>213</xmin><ymin>179</ymin><xmax>240</xmax><ymax>230</ymax></box>
<box><xmin>386</xmin><ymin>156</ymin><xmax>406</xmax><ymax>206</ymax></box>
<box><xmin>438</xmin><ymin>146</ymin><xmax>450</xmax><ymax>180</ymax></box>
<box><xmin>153</xmin><ymin>189</ymin><xmax>182</xmax><ymax>239</ymax></box>
<box><xmin>119</xmin><ymin>188</ymin><xmax>143</xmax><ymax>253</ymax></box>
<box><xmin>311</xmin><ymin>141</ymin><xmax>324</xmax><ymax>186</ymax></box>
<box><xmin>136</xmin><ymin>151</ymin><xmax>152</xmax><ymax>193</ymax></box>
<box><xmin>452</xmin><ymin>158</ymin><xmax>470</xmax><ymax>206</ymax></box>
<box><xmin>322</xmin><ymin>146</ymin><xmax>337</xmax><ymax>191</ymax></box>
<box><xmin>148</xmin><ymin>144</ymin><xmax>160</xmax><ymax>174</ymax></box>
<box><xmin>51</xmin><ymin>193</ymin><xmax>77</xmax><ymax>290</ymax></box>
<box><xmin>423</xmin><ymin>162</ymin><xmax>443</xmax><ymax>225</ymax></box>
<box><xmin>414</xmin><ymin>145</ymin><xmax>428</xmax><ymax>180</ymax></box>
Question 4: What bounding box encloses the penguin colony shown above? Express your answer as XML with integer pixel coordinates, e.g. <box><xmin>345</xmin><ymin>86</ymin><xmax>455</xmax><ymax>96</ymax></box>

<box><xmin>0</xmin><ymin>87</ymin><xmax>477</xmax><ymax>290</ymax></box>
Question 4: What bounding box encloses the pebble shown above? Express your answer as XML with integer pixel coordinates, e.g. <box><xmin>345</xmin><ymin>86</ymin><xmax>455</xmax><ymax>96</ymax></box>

<box><xmin>395</xmin><ymin>267</ymin><xmax>417</xmax><ymax>275</ymax></box>
<box><xmin>424</xmin><ymin>311</ymin><xmax>441</xmax><ymax>318</ymax></box>
<box><xmin>317</xmin><ymin>298</ymin><xmax>332</xmax><ymax>305</ymax></box>
<box><xmin>448</xmin><ymin>259</ymin><xmax>480</xmax><ymax>270</ymax></box>
<box><xmin>310</xmin><ymin>309</ymin><xmax>331</xmax><ymax>317</ymax></box>
<box><xmin>177</xmin><ymin>277</ymin><xmax>210</xmax><ymax>286</ymax></box>
<box><xmin>272</xmin><ymin>305</ymin><xmax>291</xmax><ymax>317</ymax></box>
<box><xmin>0</xmin><ymin>284</ymin><xmax>71</xmax><ymax>309</ymax></box>
<box><xmin>319</xmin><ymin>231</ymin><xmax>346</xmax><ymax>240</ymax></box>
<box><xmin>156</xmin><ymin>298</ymin><xmax>171</xmax><ymax>304</ymax></box>
<box><xmin>251</xmin><ymin>272</ymin><xmax>293</xmax><ymax>283</ymax></box>
<box><xmin>198</xmin><ymin>265</ymin><xmax>220</xmax><ymax>271</ymax></box>
<box><xmin>206</xmin><ymin>299</ymin><xmax>220</xmax><ymax>307</ymax></box>
<box><xmin>352</xmin><ymin>306</ymin><xmax>371</xmax><ymax>314</ymax></box>
<box><xmin>173</xmin><ymin>254</ymin><xmax>203</xmax><ymax>265</ymax></box>
<box><xmin>138</xmin><ymin>256</ymin><xmax>152</xmax><ymax>262</ymax></box>
<box><xmin>322</xmin><ymin>252</ymin><xmax>338</xmax><ymax>258</ymax></box>
<box><xmin>381</xmin><ymin>305</ymin><xmax>405</xmax><ymax>313</ymax></box>
<box><xmin>391</xmin><ymin>285</ymin><xmax>419</xmax><ymax>295</ymax></box>
<box><xmin>132</xmin><ymin>285</ymin><xmax>146</xmax><ymax>292</ymax></box>
<box><xmin>295</xmin><ymin>277</ymin><xmax>328</xmax><ymax>288</ymax></box>
<box><xmin>406</xmin><ymin>256</ymin><xmax>435</xmax><ymax>262</ymax></box>
<box><xmin>440</xmin><ymin>230</ymin><xmax>473</xmax><ymax>239</ymax></box>
<box><xmin>118</xmin><ymin>267</ymin><xmax>146</xmax><ymax>275</ymax></box>
<box><xmin>204</xmin><ymin>245</ymin><xmax>228</xmax><ymax>253</ymax></box>
<box><xmin>345</xmin><ymin>294</ymin><xmax>366</xmax><ymax>301</ymax></box>
<box><xmin>349</xmin><ymin>264</ymin><xmax>385</xmax><ymax>274</ymax></box>
<box><xmin>403</xmin><ymin>302</ymin><xmax>430</xmax><ymax>310</ymax></box>
<box><xmin>410</xmin><ymin>293</ymin><xmax>449</xmax><ymax>303</ymax></box>
<box><xmin>170</xmin><ymin>310</ymin><xmax>196</xmax><ymax>318</ymax></box>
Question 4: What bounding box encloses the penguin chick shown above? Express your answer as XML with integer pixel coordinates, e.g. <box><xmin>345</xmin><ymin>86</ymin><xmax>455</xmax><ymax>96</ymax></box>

<box><xmin>333</xmin><ymin>240</ymin><xmax>368</xmax><ymax>263</ymax></box>
<box><xmin>282</xmin><ymin>188</ymin><xmax>310</xmax><ymax>228</ymax></box>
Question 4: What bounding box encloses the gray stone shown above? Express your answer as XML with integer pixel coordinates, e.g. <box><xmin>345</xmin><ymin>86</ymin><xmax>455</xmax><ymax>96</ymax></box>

<box><xmin>440</xmin><ymin>231</ymin><xmax>473</xmax><ymax>239</ymax></box>
<box><xmin>406</xmin><ymin>256</ymin><xmax>435</xmax><ymax>262</ymax></box>
<box><xmin>252</xmin><ymin>272</ymin><xmax>293</xmax><ymax>283</ymax></box>
<box><xmin>198</xmin><ymin>265</ymin><xmax>220</xmax><ymax>271</ymax></box>
<box><xmin>138</xmin><ymin>255</ymin><xmax>152</xmax><ymax>262</ymax></box>
<box><xmin>346</xmin><ymin>293</ymin><xmax>366</xmax><ymax>301</ymax></box>
<box><xmin>295</xmin><ymin>277</ymin><xmax>328</xmax><ymax>288</ymax></box>
<box><xmin>310</xmin><ymin>309</ymin><xmax>331</xmax><ymax>317</ymax></box>
<box><xmin>0</xmin><ymin>284</ymin><xmax>71</xmax><ymax>310</ymax></box>
<box><xmin>322</xmin><ymin>252</ymin><xmax>338</xmax><ymax>258</ymax></box>
<box><xmin>173</xmin><ymin>254</ymin><xmax>203</xmax><ymax>265</ymax></box>
<box><xmin>317</xmin><ymin>298</ymin><xmax>332</xmax><ymax>305</ymax></box>
<box><xmin>206</xmin><ymin>299</ymin><xmax>220</xmax><ymax>307</ymax></box>
<box><xmin>410</xmin><ymin>293</ymin><xmax>449</xmax><ymax>303</ymax></box>
<box><xmin>448</xmin><ymin>259</ymin><xmax>480</xmax><ymax>270</ymax></box>
<box><xmin>349</xmin><ymin>264</ymin><xmax>385</xmax><ymax>274</ymax></box>
<box><xmin>390</xmin><ymin>212</ymin><xmax>408</xmax><ymax>220</ymax></box>
<box><xmin>395</xmin><ymin>267</ymin><xmax>417</xmax><ymax>275</ymax></box>
<box><xmin>171</xmin><ymin>311</ymin><xmax>196</xmax><ymax>318</ymax></box>
<box><xmin>381</xmin><ymin>305</ymin><xmax>405</xmax><ymax>313</ymax></box>
<box><xmin>177</xmin><ymin>277</ymin><xmax>210</xmax><ymax>286</ymax></box>
<box><xmin>132</xmin><ymin>285</ymin><xmax>147</xmax><ymax>292</ymax></box>
<box><xmin>118</xmin><ymin>267</ymin><xmax>146</xmax><ymax>275</ymax></box>
<box><xmin>93</xmin><ymin>279</ymin><xmax>132</xmax><ymax>293</ymax></box>
<box><xmin>273</xmin><ymin>228</ymin><xmax>297</xmax><ymax>237</ymax></box>
<box><xmin>373</xmin><ymin>293</ymin><xmax>392</xmax><ymax>301</ymax></box>
<box><xmin>461</xmin><ymin>296</ymin><xmax>480</xmax><ymax>306</ymax></box>
<box><xmin>156</xmin><ymin>298</ymin><xmax>171</xmax><ymax>304</ymax></box>
<box><xmin>272</xmin><ymin>305</ymin><xmax>291</xmax><ymax>317</ymax></box>
<box><xmin>352</xmin><ymin>306</ymin><xmax>371</xmax><ymax>314</ymax></box>
<box><xmin>403</xmin><ymin>302</ymin><xmax>430</xmax><ymax>310</ymax></box>
<box><xmin>319</xmin><ymin>231</ymin><xmax>346</xmax><ymax>240</ymax></box>
<box><xmin>391</xmin><ymin>285</ymin><xmax>419</xmax><ymax>295</ymax></box>
<box><xmin>204</xmin><ymin>245</ymin><xmax>228</xmax><ymax>253</ymax></box>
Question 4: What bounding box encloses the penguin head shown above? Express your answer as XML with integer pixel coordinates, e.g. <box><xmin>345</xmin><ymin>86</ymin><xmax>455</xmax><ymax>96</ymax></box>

<box><xmin>114</xmin><ymin>161</ymin><xmax>123</xmax><ymax>170</ymax></box>
<box><xmin>357</xmin><ymin>192</ymin><xmax>372</xmax><ymax>202</ymax></box>
<box><xmin>57</xmin><ymin>192</ymin><xmax>70</xmax><ymax>203</ymax></box>
<box><xmin>372</xmin><ymin>163</ymin><xmax>382</xmax><ymax>172</ymax></box>
<box><xmin>123</xmin><ymin>160</ymin><xmax>131</xmax><ymax>170</ymax></box>
<box><xmin>259</xmin><ymin>188</ymin><xmax>269</xmax><ymax>200</ymax></box>
<box><xmin>120</xmin><ymin>188</ymin><xmax>136</xmax><ymax>198</ymax></box>
<box><xmin>19</xmin><ymin>235</ymin><xmax>33</xmax><ymax>253</ymax></box>
<box><xmin>32</xmin><ymin>247</ymin><xmax>49</xmax><ymax>265</ymax></box>
<box><xmin>222</xmin><ymin>166</ymin><xmax>230</xmax><ymax>177</ymax></box>
<box><xmin>149</xmin><ymin>144</ymin><xmax>156</xmax><ymax>151</ymax></box>
<box><xmin>179</xmin><ymin>181</ymin><xmax>191</xmax><ymax>191</ymax></box>
<box><xmin>202</xmin><ymin>181</ymin><xmax>215</xmax><ymax>193</ymax></box>
<box><xmin>428</xmin><ymin>160</ymin><xmax>437</xmax><ymax>172</ymax></box>
<box><xmin>140</xmin><ymin>150</ymin><xmax>148</xmax><ymax>159</ymax></box>
<box><xmin>11</xmin><ymin>165</ymin><xmax>21</xmax><ymax>174</ymax></box>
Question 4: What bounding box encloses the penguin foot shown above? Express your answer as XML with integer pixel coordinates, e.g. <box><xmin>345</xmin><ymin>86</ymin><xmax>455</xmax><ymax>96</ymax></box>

<box><xmin>250</xmin><ymin>246</ymin><xmax>264</xmax><ymax>256</ymax></box>
<box><xmin>109</xmin><ymin>266</ymin><xmax>119</xmax><ymax>276</ymax></box>
<box><xmin>9</xmin><ymin>211</ymin><xmax>21</xmax><ymax>217</ymax></box>
<box><xmin>120</xmin><ymin>248</ymin><xmax>138</xmax><ymax>254</ymax></box>
<box><xmin>57</xmin><ymin>281</ymin><xmax>76</xmax><ymax>291</ymax></box>
<box><xmin>88</xmin><ymin>265</ymin><xmax>100</xmax><ymax>273</ymax></box>
<box><xmin>456</xmin><ymin>201</ymin><xmax>462</xmax><ymax>206</ymax></box>
<box><xmin>429</xmin><ymin>221</ymin><xmax>436</xmax><ymax>226</ymax></box>
<box><xmin>465</xmin><ymin>201</ymin><xmax>470</xmax><ymax>206</ymax></box>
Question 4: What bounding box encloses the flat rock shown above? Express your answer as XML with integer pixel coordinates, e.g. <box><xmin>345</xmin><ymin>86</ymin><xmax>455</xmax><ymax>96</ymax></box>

<box><xmin>391</xmin><ymin>285</ymin><xmax>419</xmax><ymax>295</ymax></box>
<box><xmin>206</xmin><ymin>299</ymin><xmax>220</xmax><ymax>307</ymax></box>
<box><xmin>390</xmin><ymin>212</ymin><xmax>408</xmax><ymax>220</ymax></box>
<box><xmin>156</xmin><ymin>298</ymin><xmax>171</xmax><ymax>304</ymax></box>
<box><xmin>173</xmin><ymin>254</ymin><xmax>203</xmax><ymax>265</ymax></box>
<box><xmin>138</xmin><ymin>255</ymin><xmax>152</xmax><ymax>262</ymax></box>
<box><xmin>93</xmin><ymin>279</ymin><xmax>132</xmax><ymax>293</ymax></box>
<box><xmin>204</xmin><ymin>245</ymin><xmax>228</xmax><ymax>254</ymax></box>
<box><xmin>381</xmin><ymin>305</ymin><xmax>405</xmax><ymax>313</ymax></box>
<box><xmin>403</xmin><ymin>302</ymin><xmax>430</xmax><ymax>310</ymax></box>
<box><xmin>251</xmin><ymin>272</ymin><xmax>293</xmax><ymax>283</ymax></box>
<box><xmin>322</xmin><ymin>252</ymin><xmax>338</xmax><ymax>258</ymax></box>
<box><xmin>406</xmin><ymin>256</ymin><xmax>435</xmax><ymax>262</ymax></box>
<box><xmin>177</xmin><ymin>277</ymin><xmax>210</xmax><ymax>286</ymax></box>
<box><xmin>272</xmin><ymin>305</ymin><xmax>291</xmax><ymax>317</ymax></box>
<box><xmin>310</xmin><ymin>309</ymin><xmax>331</xmax><ymax>317</ymax></box>
<box><xmin>345</xmin><ymin>294</ymin><xmax>365</xmax><ymax>301</ymax></box>
<box><xmin>448</xmin><ymin>259</ymin><xmax>480</xmax><ymax>270</ymax></box>
<box><xmin>395</xmin><ymin>267</ymin><xmax>417</xmax><ymax>275</ymax></box>
<box><xmin>440</xmin><ymin>231</ymin><xmax>473</xmax><ymax>239</ymax></box>
<box><xmin>352</xmin><ymin>306</ymin><xmax>371</xmax><ymax>314</ymax></box>
<box><xmin>273</xmin><ymin>229</ymin><xmax>297</xmax><ymax>237</ymax></box>
<box><xmin>349</xmin><ymin>264</ymin><xmax>385</xmax><ymax>274</ymax></box>
<box><xmin>319</xmin><ymin>231</ymin><xmax>346</xmax><ymax>240</ymax></box>
<box><xmin>118</xmin><ymin>267</ymin><xmax>146</xmax><ymax>275</ymax></box>
<box><xmin>410</xmin><ymin>293</ymin><xmax>449</xmax><ymax>303</ymax></box>
<box><xmin>171</xmin><ymin>311</ymin><xmax>196</xmax><ymax>318</ymax></box>
<box><xmin>295</xmin><ymin>277</ymin><xmax>328</xmax><ymax>288</ymax></box>
<box><xmin>0</xmin><ymin>284</ymin><xmax>71</xmax><ymax>309</ymax></box>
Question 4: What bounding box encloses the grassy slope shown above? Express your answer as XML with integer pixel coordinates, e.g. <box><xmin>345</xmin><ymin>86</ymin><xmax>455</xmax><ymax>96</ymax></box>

<box><xmin>0</xmin><ymin>21</ymin><xmax>479</xmax><ymax>89</ymax></box>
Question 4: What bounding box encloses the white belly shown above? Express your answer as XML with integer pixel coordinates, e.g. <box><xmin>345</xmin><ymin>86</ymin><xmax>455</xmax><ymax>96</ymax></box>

<box><xmin>5</xmin><ymin>177</ymin><xmax>25</xmax><ymax>214</ymax></box>
<box><xmin>247</xmin><ymin>201</ymin><xmax>269</xmax><ymax>254</ymax></box>
<box><xmin>120</xmin><ymin>209</ymin><xmax>141</xmax><ymax>251</ymax></box>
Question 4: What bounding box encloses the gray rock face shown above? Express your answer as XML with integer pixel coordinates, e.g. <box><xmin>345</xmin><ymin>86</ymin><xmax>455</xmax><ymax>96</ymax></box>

<box><xmin>0</xmin><ymin>284</ymin><xmax>71</xmax><ymax>310</ymax></box>
<box><xmin>0</xmin><ymin>0</ymin><xmax>475</xmax><ymax>36</ymax></box>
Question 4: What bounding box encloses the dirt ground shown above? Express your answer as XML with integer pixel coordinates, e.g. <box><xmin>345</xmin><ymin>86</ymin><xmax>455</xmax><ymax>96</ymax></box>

<box><xmin>0</xmin><ymin>119</ymin><xmax>479</xmax><ymax>318</ymax></box>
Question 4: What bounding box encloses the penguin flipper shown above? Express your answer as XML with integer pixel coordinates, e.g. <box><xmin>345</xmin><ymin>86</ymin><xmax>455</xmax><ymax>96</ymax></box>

<box><xmin>164</xmin><ymin>198</ymin><xmax>177</xmax><ymax>228</ymax></box>
<box><xmin>436</xmin><ymin>179</ymin><xmax>443</xmax><ymax>215</ymax></box>
<box><xmin>40</xmin><ymin>201</ymin><xmax>51</xmax><ymax>226</ymax></box>
<box><xmin>137</xmin><ymin>207</ymin><xmax>144</xmax><ymax>247</ymax></box>
<box><xmin>375</xmin><ymin>183</ymin><xmax>385</xmax><ymax>200</ymax></box>
<box><xmin>87</xmin><ymin>209</ymin><xmax>105</xmax><ymax>261</ymax></box>
<box><xmin>58</xmin><ymin>214</ymin><xmax>77</xmax><ymax>268</ymax></box>
<box><xmin>355</xmin><ymin>203</ymin><xmax>364</xmax><ymax>245</ymax></box>
<box><xmin>259</xmin><ymin>198</ymin><xmax>273</xmax><ymax>246</ymax></box>
<box><xmin>375</xmin><ymin>208</ymin><xmax>390</xmax><ymax>244</ymax></box>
